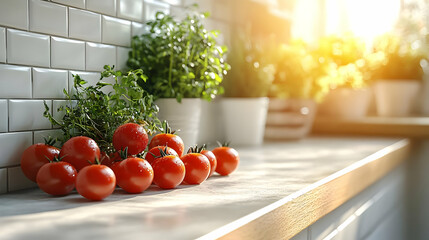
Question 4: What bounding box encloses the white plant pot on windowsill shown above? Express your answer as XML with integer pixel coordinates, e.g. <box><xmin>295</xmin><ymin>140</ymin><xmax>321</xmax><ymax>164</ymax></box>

<box><xmin>155</xmin><ymin>98</ymin><xmax>202</xmax><ymax>150</ymax></box>
<box><xmin>220</xmin><ymin>97</ymin><xmax>269</xmax><ymax>146</ymax></box>
<box><xmin>318</xmin><ymin>88</ymin><xmax>371</xmax><ymax>119</ymax></box>
<box><xmin>374</xmin><ymin>80</ymin><xmax>421</xmax><ymax>117</ymax></box>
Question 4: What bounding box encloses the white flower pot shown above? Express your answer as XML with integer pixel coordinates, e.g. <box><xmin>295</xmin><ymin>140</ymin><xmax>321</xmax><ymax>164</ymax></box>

<box><xmin>319</xmin><ymin>88</ymin><xmax>371</xmax><ymax>119</ymax></box>
<box><xmin>265</xmin><ymin>98</ymin><xmax>316</xmax><ymax>140</ymax></box>
<box><xmin>421</xmin><ymin>76</ymin><xmax>429</xmax><ymax>116</ymax></box>
<box><xmin>198</xmin><ymin>98</ymin><xmax>224</xmax><ymax>145</ymax></box>
<box><xmin>155</xmin><ymin>98</ymin><xmax>202</xmax><ymax>150</ymax></box>
<box><xmin>220</xmin><ymin>97</ymin><xmax>269</xmax><ymax>146</ymax></box>
<box><xmin>374</xmin><ymin>80</ymin><xmax>420</xmax><ymax>117</ymax></box>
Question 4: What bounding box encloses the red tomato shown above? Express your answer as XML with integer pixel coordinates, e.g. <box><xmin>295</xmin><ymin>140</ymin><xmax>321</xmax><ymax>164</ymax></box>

<box><xmin>115</xmin><ymin>157</ymin><xmax>153</xmax><ymax>193</ymax></box>
<box><xmin>112</xmin><ymin>123</ymin><xmax>148</xmax><ymax>155</ymax></box>
<box><xmin>152</xmin><ymin>155</ymin><xmax>185</xmax><ymax>189</ymax></box>
<box><xmin>201</xmin><ymin>150</ymin><xmax>217</xmax><ymax>177</ymax></box>
<box><xmin>212</xmin><ymin>147</ymin><xmax>240</xmax><ymax>176</ymax></box>
<box><xmin>21</xmin><ymin>144</ymin><xmax>60</xmax><ymax>182</ymax></box>
<box><xmin>149</xmin><ymin>134</ymin><xmax>184</xmax><ymax>157</ymax></box>
<box><xmin>181</xmin><ymin>153</ymin><xmax>210</xmax><ymax>184</ymax></box>
<box><xmin>100</xmin><ymin>151</ymin><xmax>114</xmax><ymax>167</ymax></box>
<box><xmin>145</xmin><ymin>146</ymin><xmax>178</xmax><ymax>165</ymax></box>
<box><xmin>76</xmin><ymin>165</ymin><xmax>116</xmax><ymax>201</ymax></box>
<box><xmin>36</xmin><ymin>161</ymin><xmax>77</xmax><ymax>196</ymax></box>
<box><xmin>60</xmin><ymin>136</ymin><xmax>100</xmax><ymax>171</ymax></box>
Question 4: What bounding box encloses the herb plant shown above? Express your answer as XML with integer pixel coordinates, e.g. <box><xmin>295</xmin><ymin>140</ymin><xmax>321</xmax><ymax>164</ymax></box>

<box><xmin>222</xmin><ymin>31</ymin><xmax>275</xmax><ymax>98</ymax></box>
<box><xmin>127</xmin><ymin>12</ymin><xmax>230</xmax><ymax>102</ymax></box>
<box><xmin>269</xmin><ymin>40</ymin><xmax>333</xmax><ymax>102</ymax></box>
<box><xmin>44</xmin><ymin>65</ymin><xmax>161</xmax><ymax>154</ymax></box>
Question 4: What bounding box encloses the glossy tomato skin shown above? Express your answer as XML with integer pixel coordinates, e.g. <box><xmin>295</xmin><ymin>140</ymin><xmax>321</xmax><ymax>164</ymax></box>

<box><xmin>201</xmin><ymin>150</ymin><xmax>217</xmax><ymax>177</ymax></box>
<box><xmin>149</xmin><ymin>133</ymin><xmax>184</xmax><ymax>157</ymax></box>
<box><xmin>212</xmin><ymin>147</ymin><xmax>240</xmax><ymax>176</ymax></box>
<box><xmin>36</xmin><ymin>162</ymin><xmax>77</xmax><ymax>196</ymax></box>
<box><xmin>181</xmin><ymin>153</ymin><xmax>210</xmax><ymax>184</ymax></box>
<box><xmin>21</xmin><ymin>144</ymin><xmax>60</xmax><ymax>182</ymax></box>
<box><xmin>116</xmin><ymin>157</ymin><xmax>153</xmax><ymax>193</ymax></box>
<box><xmin>112</xmin><ymin>123</ymin><xmax>148</xmax><ymax>155</ymax></box>
<box><xmin>60</xmin><ymin>136</ymin><xmax>100</xmax><ymax>171</ymax></box>
<box><xmin>76</xmin><ymin>165</ymin><xmax>116</xmax><ymax>201</ymax></box>
<box><xmin>152</xmin><ymin>155</ymin><xmax>185</xmax><ymax>189</ymax></box>
<box><xmin>145</xmin><ymin>146</ymin><xmax>178</xmax><ymax>165</ymax></box>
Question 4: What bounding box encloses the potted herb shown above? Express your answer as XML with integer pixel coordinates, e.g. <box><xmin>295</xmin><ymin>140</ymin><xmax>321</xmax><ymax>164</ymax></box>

<box><xmin>127</xmin><ymin>12</ymin><xmax>229</xmax><ymax>148</ymax></box>
<box><xmin>266</xmin><ymin>41</ymin><xmax>330</xmax><ymax>140</ymax></box>
<box><xmin>371</xmin><ymin>34</ymin><xmax>427</xmax><ymax>117</ymax></box>
<box><xmin>316</xmin><ymin>35</ymin><xmax>373</xmax><ymax>119</ymax></box>
<box><xmin>219</xmin><ymin>31</ymin><xmax>275</xmax><ymax>146</ymax></box>
<box><xmin>44</xmin><ymin>65</ymin><xmax>161</xmax><ymax>154</ymax></box>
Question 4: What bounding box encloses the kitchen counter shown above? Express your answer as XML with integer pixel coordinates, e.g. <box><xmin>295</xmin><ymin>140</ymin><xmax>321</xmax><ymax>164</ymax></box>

<box><xmin>0</xmin><ymin>137</ymin><xmax>410</xmax><ymax>240</ymax></box>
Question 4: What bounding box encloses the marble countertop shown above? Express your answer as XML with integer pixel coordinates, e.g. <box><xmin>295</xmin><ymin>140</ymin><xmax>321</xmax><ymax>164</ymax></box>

<box><xmin>0</xmin><ymin>137</ymin><xmax>409</xmax><ymax>240</ymax></box>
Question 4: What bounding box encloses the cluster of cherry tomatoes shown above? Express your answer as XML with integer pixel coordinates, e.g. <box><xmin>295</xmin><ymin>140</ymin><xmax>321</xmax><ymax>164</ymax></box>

<box><xmin>20</xmin><ymin>123</ymin><xmax>240</xmax><ymax>201</ymax></box>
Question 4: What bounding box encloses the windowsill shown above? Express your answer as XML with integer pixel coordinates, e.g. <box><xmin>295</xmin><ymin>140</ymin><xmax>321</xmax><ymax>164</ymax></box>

<box><xmin>0</xmin><ymin>137</ymin><xmax>410</xmax><ymax>240</ymax></box>
<box><xmin>312</xmin><ymin>116</ymin><xmax>429</xmax><ymax>138</ymax></box>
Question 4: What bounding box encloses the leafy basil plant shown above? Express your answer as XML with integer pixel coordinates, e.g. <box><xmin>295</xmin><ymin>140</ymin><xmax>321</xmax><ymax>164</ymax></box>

<box><xmin>127</xmin><ymin>11</ymin><xmax>230</xmax><ymax>102</ymax></box>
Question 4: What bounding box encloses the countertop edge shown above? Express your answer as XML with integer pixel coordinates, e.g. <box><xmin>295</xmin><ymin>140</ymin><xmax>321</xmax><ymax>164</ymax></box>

<box><xmin>198</xmin><ymin>139</ymin><xmax>411</xmax><ymax>240</ymax></box>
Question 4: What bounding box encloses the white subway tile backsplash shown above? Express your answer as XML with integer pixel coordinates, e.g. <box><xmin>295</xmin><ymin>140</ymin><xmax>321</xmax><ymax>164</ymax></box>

<box><xmin>86</xmin><ymin>0</ymin><xmax>117</xmax><ymax>16</ymax></box>
<box><xmin>0</xmin><ymin>169</ymin><xmax>7</xmax><ymax>194</ymax></box>
<box><xmin>32</xmin><ymin>68</ymin><xmax>68</xmax><ymax>99</ymax></box>
<box><xmin>8</xmin><ymin>166</ymin><xmax>38</xmax><ymax>191</ymax></box>
<box><xmin>161</xmin><ymin>0</ymin><xmax>181</xmax><ymax>6</ymax></box>
<box><xmin>0</xmin><ymin>0</ymin><xmax>29</xmax><ymax>30</ymax></box>
<box><xmin>33</xmin><ymin>129</ymin><xmax>63</xmax><ymax>145</ymax></box>
<box><xmin>0</xmin><ymin>27</ymin><xmax>5</xmax><ymax>63</ymax></box>
<box><xmin>0</xmin><ymin>100</ymin><xmax>8</xmax><ymax>133</ymax></box>
<box><xmin>69</xmin><ymin>8</ymin><xmax>101</xmax><ymax>42</ymax></box>
<box><xmin>85</xmin><ymin>42</ymin><xmax>116</xmax><ymax>71</ymax></box>
<box><xmin>144</xmin><ymin>0</ymin><xmax>170</xmax><ymax>21</ymax></box>
<box><xmin>116</xmin><ymin>47</ymin><xmax>130</xmax><ymax>71</ymax></box>
<box><xmin>102</xmin><ymin>16</ymin><xmax>131</xmax><ymax>46</ymax></box>
<box><xmin>131</xmin><ymin>21</ymin><xmax>147</xmax><ymax>36</ymax></box>
<box><xmin>29</xmin><ymin>0</ymin><xmax>68</xmax><ymax>37</ymax></box>
<box><xmin>9</xmin><ymin>100</ymin><xmax>52</xmax><ymax>131</ymax></box>
<box><xmin>117</xmin><ymin>0</ymin><xmax>144</xmax><ymax>22</ymax></box>
<box><xmin>0</xmin><ymin>132</ymin><xmax>33</xmax><ymax>167</ymax></box>
<box><xmin>68</xmin><ymin>70</ymin><xmax>100</xmax><ymax>94</ymax></box>
<box><xmin>0</xmin><ymin>64</ymin><xmax>32</xmax><ymax>98</ymax></box>
<box><xmin>7</xmin><ymin>29</ymin><xmax>50</xmax><ymax>67</ymax></box>
<box><xmin>52</xmin><ymin>0</ymin><xmax>85</xmax><ymax>8</ymax></box>
<box><xmin>51</xmin><ymin>37</ymin><xmax>85</xmax><ymax>70</ymax></box>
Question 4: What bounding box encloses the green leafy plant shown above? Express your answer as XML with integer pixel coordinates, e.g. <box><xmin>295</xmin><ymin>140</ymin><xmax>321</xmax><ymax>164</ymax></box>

<box><xmin>127</xmin><ymin>11</ymin><xmax>230</xmax><ymax>102</ymax></box>
<box><xmin>269</xmin><ymin>40</ymin><xmax>333</xmax><ymax>101</ymax></box>
<box><xmin>44</xmin><ymin>65</ymin><xmax>161</xmax><ymax>154</ymax></box>
<box><xmin>222</xmin><ymin>31</ymin><xmax>275</xmax><ymax>98</ymax></box>
<box><xmin>370</xmin><ymin>34</ymin><xmax>428</xmax><ymax>81</ymax></box>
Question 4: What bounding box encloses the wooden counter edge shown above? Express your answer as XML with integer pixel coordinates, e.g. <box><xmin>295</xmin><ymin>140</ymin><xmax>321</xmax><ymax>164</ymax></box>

<box><xmin>198</xmin><ymin>139</ymin><xmax>410</xmax><ymax>240</ymax></box>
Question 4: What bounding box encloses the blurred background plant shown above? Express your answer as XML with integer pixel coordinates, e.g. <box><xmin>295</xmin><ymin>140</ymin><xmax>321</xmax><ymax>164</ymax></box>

<box><xmin>269</xmin><ymin>40</ymin><xmax>332</xmax><ymax>102</ymax></box>
<box><xmin>221</xmin><ymin>29</ymin><xmax>276</xmax><ymax>98</ymax></box>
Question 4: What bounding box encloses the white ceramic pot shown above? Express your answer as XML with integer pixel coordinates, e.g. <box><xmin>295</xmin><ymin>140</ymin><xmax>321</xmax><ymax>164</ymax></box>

<box><xmin>220</xmin><ymin>97</ymin><xmax>269</xmax><ymax>146</ymax></box>
<box><xmin>155</xmin><ymin>98</ymin><xmax>202</xmax><ymax>150</ymax></box>
<box><xmin>421</xmin><ymin>77</ymin><xmax>429</xmax><ymax>116</ymax></box>
<box><xmin>318</xmin><ymin>88</ymin><xmax>371</xmax><ymax>119</ymax></box>
<box><xmin>198</xmin><ymin>98</ymin><xmax>224</xmax><ymax>145</ymax></box>
<box><xmin>374</xmin><ymin>80</ymin><xmax>420</xmax><ymax>117</ymax></box>
<box><xmin>265</xmin><ymin>98</ymin><xmax>316</xmax><ymax>140</ymax></box>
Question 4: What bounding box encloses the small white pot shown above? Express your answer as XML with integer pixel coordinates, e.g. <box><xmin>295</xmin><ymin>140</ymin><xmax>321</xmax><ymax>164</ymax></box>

<box><xmin>155</xmin><ymin>98</ymin><xmax>202</xmax><ymax>150</ymax></box>
<box><xmin>265</xmin><ymin>98</ymin><xmax>316</xmax><ymax>140</ymax></box>
<box><xmin>198</xmin><ymin>98</ymin><xmax>224</xmax><ymax>145</ymax></box>
<box><xmin>220</xmin><ymin>97</ymin><xmax>269</xmax><ymax>146</ymax></box>
<box><xmin>374</xmin><ymin>80</ymin><xmax>420</xmax><ymax>117</ymax></box>
<box><xmin>318</xmin><ymin>88</ymin><xmax>371</xmax><ymax>119</ymax></box>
